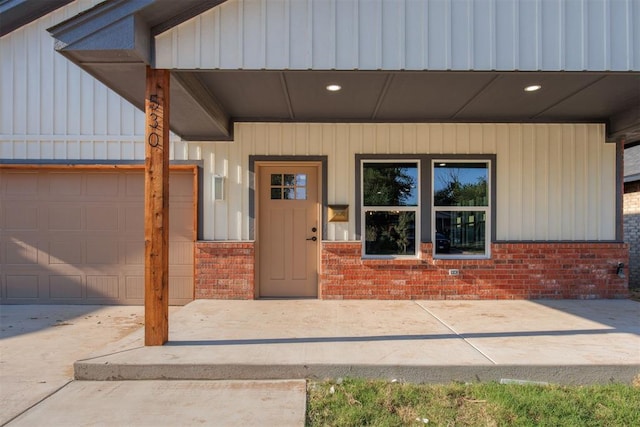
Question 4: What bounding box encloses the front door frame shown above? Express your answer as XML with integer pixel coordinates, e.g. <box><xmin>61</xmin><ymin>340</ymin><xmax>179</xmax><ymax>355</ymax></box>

<box><xmin>249</xmin><ymin>155</ymin><xmax>328</xmax><ymax>298</ymax></box>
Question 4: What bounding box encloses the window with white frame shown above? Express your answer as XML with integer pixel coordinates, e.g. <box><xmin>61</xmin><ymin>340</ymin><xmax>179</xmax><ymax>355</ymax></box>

<box><xmin>361</xmin><ymin>161</ymin><xmax>419</xmax><ymax>257</ymax></box>
<box><xmin>432</xmin><ymin>161</ymin><xmax>490</xmax><ymax>258</ymax></box>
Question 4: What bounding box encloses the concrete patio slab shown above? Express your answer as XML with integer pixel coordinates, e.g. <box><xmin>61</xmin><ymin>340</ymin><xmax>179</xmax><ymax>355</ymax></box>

<box><xmin>74</xmin><ymin>299</ymin><xmax>640</xmax><ymax>385</ymax></box>
<box><xmin>417</xmin><ymin>300</ymin><xmax>640</xmax><ymax>365</ymax></box>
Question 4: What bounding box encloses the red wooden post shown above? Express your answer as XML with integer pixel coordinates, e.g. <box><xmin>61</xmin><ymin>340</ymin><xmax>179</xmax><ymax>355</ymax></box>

<box><xmin>144</xmin><ymin>66</ymin><xmax>170</xmax><ymax>346</ymax></box>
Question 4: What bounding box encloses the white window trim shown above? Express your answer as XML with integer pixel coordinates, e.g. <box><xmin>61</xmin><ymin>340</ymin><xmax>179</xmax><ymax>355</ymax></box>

<box><xmin>361</xmin><ymin>159</ymin><xmax>420</xmax><ymax>259</ymax></box>
<box><xmin>432</xmin><ymin>159</ymin><xmax>491</xmax><ymax>260</ymax></box>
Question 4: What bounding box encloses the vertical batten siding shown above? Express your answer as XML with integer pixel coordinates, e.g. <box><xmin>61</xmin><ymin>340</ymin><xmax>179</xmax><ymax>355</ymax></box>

<box><xmin>0</xmin><ymin>0</ymin><xmax>183</xmax><ymax>161</ymax></box>
<box><xmin>155</xmin><ymin>0</ymin><xmax>638</xmax><ymax>71</ymax></box>
<box><xmin>190</xmin><ymin>122</ymin><xmax>616</xmax><ymax>243</ymax></box>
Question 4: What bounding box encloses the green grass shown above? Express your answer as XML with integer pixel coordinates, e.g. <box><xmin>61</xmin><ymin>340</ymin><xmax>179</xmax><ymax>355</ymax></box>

<box><xmin>306</xmin><ymin>378</ymin><xmax>640</xmax><ymax>426</ymax></box>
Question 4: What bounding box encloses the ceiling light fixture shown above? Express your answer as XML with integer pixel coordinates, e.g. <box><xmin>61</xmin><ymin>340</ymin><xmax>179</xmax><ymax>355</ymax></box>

<box><xmin>326</xmin><ymin>84</ymin><xmax>342</xmax><ymax>92</ymax></box>
<box><xmin>524</xmin><ymin>84</ymin><xmax>542</xmax><ymax>92</ymax></box>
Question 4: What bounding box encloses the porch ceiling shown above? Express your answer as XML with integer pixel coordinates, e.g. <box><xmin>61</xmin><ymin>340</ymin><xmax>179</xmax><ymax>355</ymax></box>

<box><xmin>40</xmin><ymin>0</ymin><xmax>640</xmax><ymax>144</ymax></box>
<box><xmin>74</xmin><ymin>64</ymin><xmax>640</xmax><ymax>143</ymax></box>
<box><xmin>190</xmin><ymin>69</ymin><xmax>640</xmax><ymax>139</ymax></box>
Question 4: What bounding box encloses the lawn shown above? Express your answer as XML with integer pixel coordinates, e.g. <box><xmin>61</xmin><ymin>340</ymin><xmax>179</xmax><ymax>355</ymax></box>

<box><xmin>306</xmin><ymin>377</ymin><xmax>640</xmax><ymax>426</ymax></box>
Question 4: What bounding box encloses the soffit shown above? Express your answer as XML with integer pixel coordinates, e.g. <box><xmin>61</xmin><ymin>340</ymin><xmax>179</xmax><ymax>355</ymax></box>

<box><xmin>191</xmin><ymin>69</ymin><xmax>640</xmax><ymax>138</ymax></box>
<box><xmin>66</xmin><ymin>66</ymin><xmax>640</xmax><ymax>143</ymax></box>
<box><xmin>41</xmin><ymin>0</ymin><xmax>640</xmax><ymax>144</ymax></box>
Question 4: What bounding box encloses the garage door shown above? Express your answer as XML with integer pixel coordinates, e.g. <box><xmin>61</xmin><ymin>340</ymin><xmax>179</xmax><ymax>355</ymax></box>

<box><xmin>0</xmin><ymin>167</ymin><xmax>195</xmax><ymax>305</ymax></box>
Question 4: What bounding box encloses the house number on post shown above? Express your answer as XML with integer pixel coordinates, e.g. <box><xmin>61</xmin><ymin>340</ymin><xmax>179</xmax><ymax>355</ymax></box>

<box><xmin>148</xmin><ymin>93</ymin><xmax>161</xmax><ymax>148</ymax></box>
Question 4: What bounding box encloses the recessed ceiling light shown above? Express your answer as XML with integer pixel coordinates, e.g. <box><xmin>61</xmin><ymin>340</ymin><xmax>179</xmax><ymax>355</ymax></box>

<box><xmin>326</xmin><ymin>84</ymin><xmax>342</xmax><ymax>92</ymax></box>
<box><xmin>524</xmin><ymin>84</ymin><xmax>542</xmax><ymax>92</ymax></box>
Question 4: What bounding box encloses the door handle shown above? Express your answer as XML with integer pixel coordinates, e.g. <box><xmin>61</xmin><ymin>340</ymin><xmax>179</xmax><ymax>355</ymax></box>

<box><xmin>306</xmin><ymin>236</ymin><xmax>317</xmax><ymax>241</ymax></box>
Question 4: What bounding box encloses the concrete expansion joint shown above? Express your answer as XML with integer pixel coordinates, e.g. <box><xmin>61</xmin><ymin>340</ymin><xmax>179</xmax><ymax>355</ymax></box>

<box><xmin>413</xmin><ymin>301</ymin><xmax>498</xmax><ymax>365</ymax></box>
<box><xmin>2</xmin><ymin>380</ymin><xmax>74</xmax><ymax>427</ymax></box>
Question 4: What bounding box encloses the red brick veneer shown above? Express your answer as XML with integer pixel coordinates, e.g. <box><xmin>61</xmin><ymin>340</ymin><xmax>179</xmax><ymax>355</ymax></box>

<box><xmin>194</xmin><ymin>242</ymin><xmax>255</xmax><ymax>299</ymax></box>
<box><xmin>194</xmin><ymin>241</ymin><xmax>628</xmax><ymax>300</ymax></box>
<box><xmin>320</xmin><ymin>242</ymin><xmax>629</xmax><ymax>300</ymax></box>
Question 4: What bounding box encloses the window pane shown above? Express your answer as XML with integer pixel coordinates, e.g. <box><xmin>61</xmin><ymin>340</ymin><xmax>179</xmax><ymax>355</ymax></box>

<box><xmin>296</xmin><ymin>174</ymin><xmax>307</xmax><ymax>186</ymax></box>
<box><xmin>434</xmin><ymin>162</ymin><xmax>488</xmax><ymax>206</ymax></box>
<box><xmin>296</xmin><ymin>188</ymin><xmax>307</xmax><ymax>200</ymax></box>
<box><xmin>271</xmin><ymin>174</ymin><xmax>282</xmax><ymax>186</ymax></box>
<box><xmin>435</xmin><ymin>210</ymin><xmax>486</xmax><ymax>255</ymax></box>
<box><xmin>365</xmin><ymin>211</ymin><xmax>416</xmax><ymax>255</ymax></box>
<box><xmin>284</xmin><ymin>174</ymin><xmax>296</xmax><ymax>186</ymax></box>
<box><xmin>283</xmin><ymin>188</ymin><xmax>295</xmax><ymax>200</ymax></box>
<box><xmin>363</xmin><ymin>163</ymin><xmax>418</xmax><ymax>206</ymax></box>
<box><xmin>271</xmin><ymin>188</ymin><xmax>282</xmax><ymax>199</ymax></box>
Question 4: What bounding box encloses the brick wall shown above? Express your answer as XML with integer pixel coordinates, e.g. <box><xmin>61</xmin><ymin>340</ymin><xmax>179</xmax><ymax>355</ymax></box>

<box><xmin>193</xmin><ymin>241</ymin><xmax>629</xmax><ymax>300</ymax></box>
<box><xmin>624</xmin><ymin>181</ymin><xmax>640</xmax><ymax>289</ymax></box>
<box><xmin>321</xmin><ymin>242</ymin><xmax>629</xmax><ymax>300</ymax></box>
<box><xmin>194</xmin><ymin>242</ymin><xmax>255</xmax><ymax>299</ymax></box>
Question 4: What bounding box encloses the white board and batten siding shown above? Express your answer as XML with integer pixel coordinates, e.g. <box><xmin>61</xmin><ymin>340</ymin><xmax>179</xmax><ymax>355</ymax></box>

<box><xmin>0</xmin><ymin>1</ymin><xmax>619</xmax><ymax>249</ymax></box>
<box><xmin>0</xmin><ymin>0</ymin><xmax>185</xmax><ymax>160</ymax></box>
<box><xmin>181</xmin><ymin>122</ymin><xmax>616</xmax><ymax>243</ymax></box>
<box><xmin>156</xmin><ymin>0</ymin><xmax>639</xmax><ymax>71</ymax></box>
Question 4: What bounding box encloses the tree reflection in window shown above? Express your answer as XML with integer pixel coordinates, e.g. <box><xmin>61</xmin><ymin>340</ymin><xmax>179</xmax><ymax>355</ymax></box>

<box><xmin>362</xmin><ymin>162</ymin><xmax>418</xmax><ymax>257</ymax></box>
<box><xmin>365</xmin><ymin>211</ymin><xmax>415</xmax><ymax>255</ymax></box>
<box><xmin>363</xmin><ymin>163</ymin><xmax>418</xmax><ymax>207</ymax></box>
<box><xmin>433</xmin><ymin>162</ymin><xmax>489</xmax><ymax>257</ymax></box>
<box><xmin>434</xmin><ymin>163</ymin><xmax>487</xmax><ymax>207</ymax></box>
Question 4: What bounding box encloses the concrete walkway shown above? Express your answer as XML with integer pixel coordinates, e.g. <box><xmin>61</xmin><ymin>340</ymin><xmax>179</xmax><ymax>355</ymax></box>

<box><xmin>2</xmin><ymin>299</ymin><xmax>639</xmax><ymax>426</ymax></box>
<box><xmin>1</xmin><ymin>304</ymin><xmax>306</xmax><ymax>426</ymax></box>
<box><xmin>0</xmin><ymin>305</ymin><xmax>146</xmax><ymax>425</ymax></box>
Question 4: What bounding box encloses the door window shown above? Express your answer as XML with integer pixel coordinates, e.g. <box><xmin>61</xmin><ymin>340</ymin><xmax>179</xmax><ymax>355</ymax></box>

<box><xmin>270</xmin><ymin>174</ymin><xmax>307</xmax><ymax>200</ymax></box>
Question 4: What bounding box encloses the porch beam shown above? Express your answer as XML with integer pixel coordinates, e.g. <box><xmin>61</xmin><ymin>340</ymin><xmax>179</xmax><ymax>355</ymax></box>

<box><xmin>144</xmin><ymin>66</ymin><xmax>170</xmax><ymax>346</ymax></box>
<box><xmin>171</xmin><ymin>72</ymin><xmax>231</xmax><ymax>139</ymax></box>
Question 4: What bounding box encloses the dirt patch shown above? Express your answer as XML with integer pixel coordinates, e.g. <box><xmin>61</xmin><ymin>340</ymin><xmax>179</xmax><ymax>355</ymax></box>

<box><xmin>81</xmin><ymin>313</ymin><xmax>145</xmax><ymax>340</ymax></box>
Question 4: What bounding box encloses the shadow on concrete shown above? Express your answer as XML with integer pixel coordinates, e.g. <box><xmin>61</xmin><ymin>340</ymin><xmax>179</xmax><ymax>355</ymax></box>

<box><xmin>166</xmin><ymin>327</ymin><xmax>631</xmax><ymax>347</ymax></box>
<box><xmin>531</xmin><ymin>299</ymin><xmax>640</xmax><ymax>337</ymax></box>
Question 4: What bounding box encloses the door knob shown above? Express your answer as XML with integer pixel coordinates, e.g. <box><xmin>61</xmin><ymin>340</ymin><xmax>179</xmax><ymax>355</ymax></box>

<box><xmin>306</xmin><ymin>236</ymin><xmax>317</xmax><ymax>241</ymax></box>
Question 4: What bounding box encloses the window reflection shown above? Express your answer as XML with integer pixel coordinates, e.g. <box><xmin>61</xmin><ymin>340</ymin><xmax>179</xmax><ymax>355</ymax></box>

<box><xmin>283</xmin><ymin>188</ymin><xmax>295</xmax><ymax>199</ymax></box>
<box><xmin>365</xmin><ymin>211</ymin><xmax>416</xmax><ymax>256</ymax></box>
<box><xmin>270</xmin><ymin>173</ymin><xmax>308</xmax><ymax>200</ymax></box>
<box><xmin>435</xmin><ymin>211</ymin><xmax>486</xmax><ymax>255</ymax></box>
<box><xmin>363</xmin><ymin>163</ymin><xmax>418</xmax><ymax>207</ymax></box>
<box><xmin>434</xmin><ymin>163</ymin><xmax>488</xmax><ymax>207</ymax></box>
<box><xmin>271</xmin><ymin>174</ymin><xmax>282</xmax><ymax>186</ymax></box>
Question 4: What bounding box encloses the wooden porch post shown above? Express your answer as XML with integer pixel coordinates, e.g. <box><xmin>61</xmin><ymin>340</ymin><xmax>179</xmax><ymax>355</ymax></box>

<box><xmin>144</xmin><ymin>66</ymin><xmax>170</xmax><ymax>346</ymax></box>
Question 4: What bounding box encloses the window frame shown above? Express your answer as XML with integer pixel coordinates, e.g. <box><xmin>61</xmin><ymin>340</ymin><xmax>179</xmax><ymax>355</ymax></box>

<box><xmin>360</xmin><ymin>159</ymin><xmax>421</xmax><ymax>259</ymax></box>
<box><xmin>431</xmin><ymin>159</ymin><xmax>491</xmax><ymax>260</ymax></box>
<box><xmin>355</xmin><ymin>154</ymin><xmax>495</xmax><ymax>260</ymax></box>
